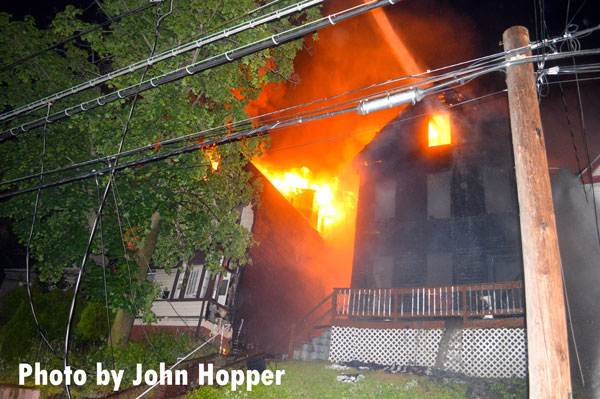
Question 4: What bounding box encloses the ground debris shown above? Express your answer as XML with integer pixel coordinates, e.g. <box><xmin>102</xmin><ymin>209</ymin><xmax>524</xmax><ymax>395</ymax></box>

<box><xmin>336</xmin><ymin>374</ymin><xmax>365</xmax><ymax>384</ymax></box>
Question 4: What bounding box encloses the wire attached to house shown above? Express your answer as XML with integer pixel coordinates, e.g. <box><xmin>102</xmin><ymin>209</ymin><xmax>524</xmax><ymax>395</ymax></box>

<box><xmin>571</xmin><ymin>55</ymin><xmax>600</xmax><ymax>251</ymax></box>
<box><xmin>134</xmin><ymin>333</ymin><xmax>219</xmax><ymax>399</ymax></box>
<box><xmin>557</xmin><ymin>82</ymin><xmax>587</xmax><ymax>196</ymax></box>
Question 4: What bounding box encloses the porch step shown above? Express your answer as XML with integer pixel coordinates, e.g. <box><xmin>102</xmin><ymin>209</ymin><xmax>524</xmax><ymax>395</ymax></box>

<box><xmin>292</xmin><ymin>330</ymin><xmax>331</xmax><ymax>362</ymax></box>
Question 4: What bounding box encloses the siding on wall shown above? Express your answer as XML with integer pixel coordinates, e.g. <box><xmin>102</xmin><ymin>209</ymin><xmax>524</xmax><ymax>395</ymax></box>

<box><xmin>151</xmin><ymin>300</ymin><xmax>204</xmax><ymax>318</ymax></box>
<box><xmin>351</xmin><ymin>92</ymin><xmax>523</xmax><ymax>288</ymax></box>
<box><xmin>153</xmin><ymin>269</ymin><xmax>176</xmax><ymax>295</ymax></box>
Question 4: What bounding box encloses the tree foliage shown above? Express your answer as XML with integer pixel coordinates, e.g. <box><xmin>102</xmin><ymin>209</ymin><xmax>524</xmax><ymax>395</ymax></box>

<box><xmin>0</xmin><ymin>0</ymin><xmax>320</xmax><ymax>322</ymax></box>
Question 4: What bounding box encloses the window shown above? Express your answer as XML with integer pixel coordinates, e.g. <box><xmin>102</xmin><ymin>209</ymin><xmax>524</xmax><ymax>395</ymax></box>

<box><xmin>372</xmin><ymin>256</ymin><xmax>394</xmax><ymax>288</ymax></box>
<box><xmin>374</xmin><ymin>180</ymin><xmax>396</xmax><ymax>220</ymax></box>
<box><xmin>217</xmin><ymin>272</ymin><xmax>231</xmax><ymax>306</ymax></box>
<box><xmin>427</xmin><ymin>171</ymin><xmax>451</xmax><ymax>218</ymax></box>
<box><xmin>428</xmin><ymin>113</ymin><xmax>451</xmax><ymax>147</ymax></box>
<box><xmin>184</xmin><ymin>265</ymin><xmax>203</xmax><ymax>299</ymax></box>
<box><xmin>482</xmin><ymin>167</ymin><xmax>515</xmax><ymax>213</ymax></box>
<box><xmin>172</xmin><ymin>266</ymin><xmax>186</xmax><ymax>299</ymax></box>
<box><xmin>199</xmin><ymin>270</ymin><xmax>211</xmax><ymax>298</ymax></box>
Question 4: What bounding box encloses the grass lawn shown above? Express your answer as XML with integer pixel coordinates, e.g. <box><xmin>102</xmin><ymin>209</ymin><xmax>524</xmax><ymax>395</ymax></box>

<box><xmin>186</xmin><ymin>361</ymin><xmax>527</xmax><ymax>399</ymax></box>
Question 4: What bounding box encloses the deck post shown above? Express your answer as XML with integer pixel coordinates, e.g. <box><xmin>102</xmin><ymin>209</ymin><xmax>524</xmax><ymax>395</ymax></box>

<box><xmin>462</xmin><ymin>287</ymin><xmax>468</xmax><ymax>325</ymax></box>
<box><xmin>288</xmin><ymin>322</ymin><xmax>296</xmax><ymax>359</ymax></box>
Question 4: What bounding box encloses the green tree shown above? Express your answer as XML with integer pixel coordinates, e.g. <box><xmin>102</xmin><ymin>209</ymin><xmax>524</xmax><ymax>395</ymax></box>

<box><xmin>0</xmin><ymin>0</ymin><xmax>320</xmax><ymax>348</ymax></box>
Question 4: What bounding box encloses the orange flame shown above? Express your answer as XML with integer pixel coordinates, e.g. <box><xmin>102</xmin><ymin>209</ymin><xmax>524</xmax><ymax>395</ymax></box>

<box><xmin>205</xmin><ymin>148</ymin><xmax>221</xmax><ymax>171</ymax></box>
<box><xmin>253</xmin><ymin>163</ymin><xmax>356</xmax><ymax>237</ymax></box>
<box><xmin>428</xmin><ymin>113</ymin><xmax>451</xmax><ymax>147</ymax></box>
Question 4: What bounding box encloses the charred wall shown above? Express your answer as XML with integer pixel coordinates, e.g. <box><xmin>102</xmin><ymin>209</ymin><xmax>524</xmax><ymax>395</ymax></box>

<box><xmin>351</xmin><ymin>92</ymin><xmax>523</xmax><ymax>288</ymax></box>
<box><xmin>234</xmin><ymin>164</ymin><xmax>328</xmax><ymax>353</ymax></box>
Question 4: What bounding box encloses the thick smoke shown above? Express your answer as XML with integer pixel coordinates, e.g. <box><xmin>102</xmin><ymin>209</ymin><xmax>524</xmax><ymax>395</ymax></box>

<box><xmin>246</xmin><ymin>0</ymin><xmax>479</xmax><ymax>290</ymax></box>
<box><xmin>551</xmin><ymin>169</ymin><xmax>600</xmax><ymax>396</ymax></box>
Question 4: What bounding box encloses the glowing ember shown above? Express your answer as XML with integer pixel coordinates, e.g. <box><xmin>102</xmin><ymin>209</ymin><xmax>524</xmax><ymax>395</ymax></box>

<box><xmin>428</xmin><ymin>113</ymin><xmax>451</xmax><ymax>147</ymax></box>
<box><xmin>253</xmin><ymin>163</ymin><xmax>356</xmax><ymax>237</ymax></box>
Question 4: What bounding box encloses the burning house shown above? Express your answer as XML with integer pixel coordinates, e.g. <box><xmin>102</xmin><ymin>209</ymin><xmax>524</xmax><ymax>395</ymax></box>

<box><xmin>351</xmin><ymin>90</ymin><xmax>523</xmax><ymax>288</ymax></box>
<box><xmin>284</xmin><ymin>90</ymin><xmax>530</xmax><ymax>379</ymax></box>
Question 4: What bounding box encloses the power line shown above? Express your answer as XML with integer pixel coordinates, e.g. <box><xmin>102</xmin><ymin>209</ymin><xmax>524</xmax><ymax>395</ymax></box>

<box><xmin>0</xmin><ymin>2</ymin><xmax>157</xmax><ymax>73</ymax></box>
<box><xmin>567</xmin><ymin>0</ymin><xmax>590</xmax><ymax>27</ymax></box>
<box><xmin>4</xmin><ymin>20</ymin><xmax>599</xmax><ymax>143</ymax></box>
<box><xmin>24</xmin><ymin>103</ymin><xmax>65</xmax><ymax>361</ymax></box>
<box><xmin>266</xmin><ymin>90</ymin><xmax>508</xmax><ymax>154</ymax></box>
<box><xmin>545</xmin><ymin>75</ymin><xmax>600</xmax><ymax>84</ymax></box>
<box><xmin>1</xmin><ymin>107</ymin><xmax>352</xmax><ymax>199</ymax></box>
<box><xmin>0</xmin><ymin>47</ymin><xmax>522</xmax><ymax>188</ymax></box>
<box><xmin>557</xmin><ymin>82</ymin><xmax>587</xmax><ymax>189</ymax></box>
<box><xmin>2</xmin><ymin>46</ymin><xmax>600</xmax><ymax>199</ymax></box>
<box><xmin>0</xmin><ymin>0</ymin><xmax>405</xmax><ymax>142</ymax></box>
<box><xmin>0</xmin><ymin>0</ymin><xmax>323</xmax><ymax>124</ymax></box>
<box><xmin>94</xmin><ymin>175</ymin><xmax>115</xmax><ymax>370</ymax></box>
<box><xmin>110</xmin><ymin>179</ymin><xmax>161</xmax><ymax>355</ymax></box>
<box><xmin>62</xmin><ymin>3</ymin><xmax>171</xmax><ymax>396</ymax></box>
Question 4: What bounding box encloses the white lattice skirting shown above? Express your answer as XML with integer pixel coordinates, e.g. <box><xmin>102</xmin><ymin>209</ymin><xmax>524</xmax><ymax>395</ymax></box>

<box><xmin>329</xmin><ymin>326</ymin><xmax>527</xmax><ymax>379</ymax></box>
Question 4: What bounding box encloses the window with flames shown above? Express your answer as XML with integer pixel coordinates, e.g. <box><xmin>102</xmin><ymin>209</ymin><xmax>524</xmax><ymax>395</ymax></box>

<box><xmin>428</xmin><ymin>113</ymin><xmax>451</xmax><ymax>147</ymax></box>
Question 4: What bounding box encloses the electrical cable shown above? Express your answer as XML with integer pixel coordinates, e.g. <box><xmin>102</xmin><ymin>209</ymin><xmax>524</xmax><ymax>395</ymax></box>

<box><xmin>0</xmin><ymin>0</ymin><xmax>323</xmax><ymax>125</ymax></box>
<box><xmin>110</xmin><ymin>178</ymin><xmax>160</xmax><ymax>355</ymax></box>
<box><xmin>545</xmin><ymin>75</ymin><xmax>600</xmax><ymax>84</ymax></box>
<box><xmin>4</xmin><ymin>20</ymin><xmax>598</xmax><ymax>142</ymax></box>
<box><xmin>266</xmin><ymin>90</ymin><xmax>508</xmax><ymax>155</ymax></box>
<box><xmin>567</xmin><ymin>0</ymin><xmax>589</xmax><ymax>27</ymax></box>
<box><xmin>0</xmin><ymin>37</ymin><xmax>558</xmax><ymax>190</ymax></box>
<box><xmin>134</xmin><ymin>333</ymin><xmax>219</xmax><ymax>399</ymax></box>
<box><xmin>63</xmin><ymin>3</ymin><xmax>171</xmax><ymax>396</ymax></box>
<box><xmin>571</xmin><ymin>58</ymin><xmax>600</xmax><ymax>250</ymax></box>
<box><xmin>1</xmin><ymin>106</ymin><xmax>354</xmax><ymax>199</ymax></box>
<box><xmin>94</xmin><ymin>175</ymin><xmax>115</xmax><ymax>369</ymax></box>
<box><xmin>0</xmin><ymin>0</ymin><xmax>407</xmax><ymax>141</ymax></box>
<box><xmin>556</xmin><ymin>23</ymin><xmax>591</xmax><ymax>387</ymax></box>
<box><xmin>3</xmin><ymin>45</ymin><xmax>600</xmax><ymax>199</ymax></box>
<box><xmin>0</xmin><ymin>2</ymin><xmax>157</xmax><ymax>73</ymax></box>
<box><xmin>0</xmin><ymin>51</ymin><xmax>512</xmax><ymax>188</ymax></box>
<box><xmin>565</xmin><ymin>0</ymin><xmax>571</xmax><ymax>32</ymax></box>
<box><xmin>24</xmin><ymin>103</ymin><xmax>65</xmax><ymax>361</ymax></box>
<box><xmin>0</xmin><ymin>44</ymin><xmax>600</xmax><ymax>198</ymax></box>
<box><xmin>557</xmin><ymin>82</ymin><xmax>587</xmax><ymax>194</ymax></box>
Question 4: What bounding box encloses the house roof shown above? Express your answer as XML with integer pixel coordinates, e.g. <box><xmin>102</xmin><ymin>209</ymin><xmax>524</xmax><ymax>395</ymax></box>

<box><xmin>578</xmin><ymin>153</ymin><xmax>600</xmax><ymax>184</ymax></box>
<box><xmin>353</xmin><ymin>89</ymin><xmax>468</xmax><ymax>167</ymax></box>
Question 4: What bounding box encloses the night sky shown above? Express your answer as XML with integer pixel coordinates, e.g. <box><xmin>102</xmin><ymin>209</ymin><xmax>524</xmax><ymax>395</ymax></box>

<box><xmin>1</xmin><ymin>0</ymin><xmax>599</xmax><ymax>272</ymax></box>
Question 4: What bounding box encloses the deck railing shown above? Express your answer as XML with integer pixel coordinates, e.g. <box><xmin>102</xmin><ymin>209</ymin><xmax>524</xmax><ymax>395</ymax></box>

<box><xmin>331</xmin><ymin>281</ymin><xmax>524</xmax><ymax>323</ymax></box>
<box><xmin>287</xmin><ymin>281</ymin><xmax>524</xmax><ymax>357</ymax></box>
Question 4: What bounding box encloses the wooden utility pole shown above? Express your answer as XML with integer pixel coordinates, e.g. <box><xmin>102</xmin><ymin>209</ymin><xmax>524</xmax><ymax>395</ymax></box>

<box><xmin>503</xmin><ymin>26</ymin><xmax>571</xmax><ymax>398</ymax></box>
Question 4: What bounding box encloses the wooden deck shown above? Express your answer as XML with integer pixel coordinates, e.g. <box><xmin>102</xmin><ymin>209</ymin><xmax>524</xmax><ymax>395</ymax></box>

<box><xmin>288</xmin><ymin>281</ymin><xmax>525</xmax><ymax>357</ymax></box>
